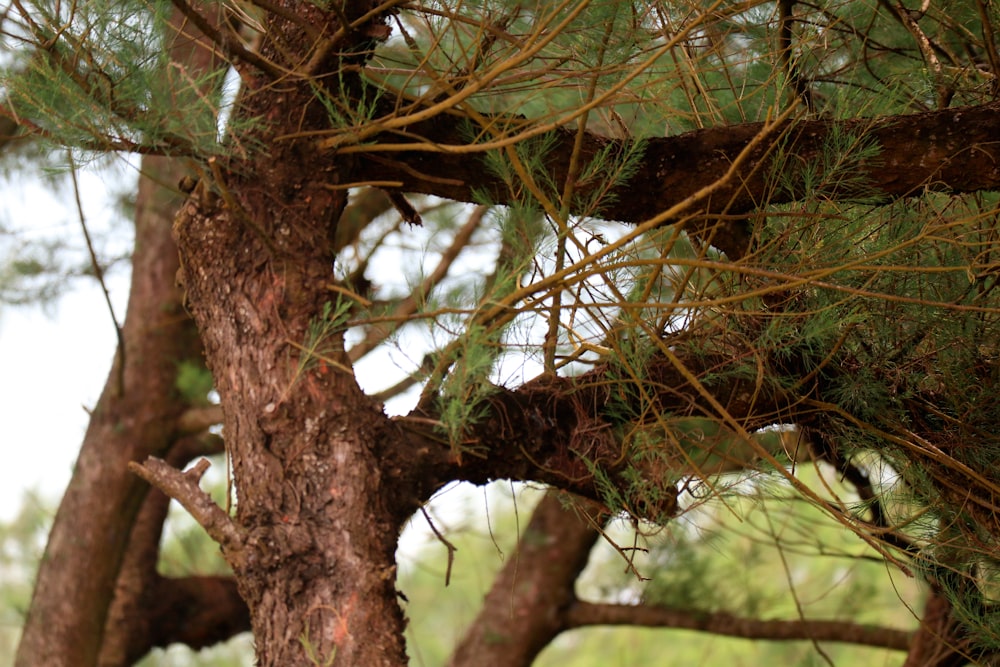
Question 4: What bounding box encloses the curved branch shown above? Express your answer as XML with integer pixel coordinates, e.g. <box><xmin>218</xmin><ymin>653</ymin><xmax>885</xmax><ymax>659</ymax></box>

<box><xmin>564</xmin><ymin>601</ymin><xmax>913</xmax><ymax>651</ymax></box>
<box><xmin>102</xmin><ymin>434</ymin><xmax>239</xmax><ymax>665</ymax></box>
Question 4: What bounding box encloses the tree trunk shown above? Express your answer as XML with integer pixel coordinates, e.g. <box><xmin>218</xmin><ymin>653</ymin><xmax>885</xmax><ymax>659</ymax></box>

<box><xmin>173</xmin><ymin>179</ymin><xmax>411</xmax><ymax>663</ymax></box>
<box><xmin>14</xmin><ymin>153</ymin><xmax>202</xmax><ymax>667</ymax></box>
<box><xmin>15</xmin><ymin>9</ymin><xmax>223</xmax><ymax>663</ymax></box>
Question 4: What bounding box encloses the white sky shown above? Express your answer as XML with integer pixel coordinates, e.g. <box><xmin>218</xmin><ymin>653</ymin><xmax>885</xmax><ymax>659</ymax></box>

<box><xmin>0</xmin><ymin>280</ymin><xmax>124</xmax><ymax>518</ymax></box>
<box><xmin>0</xmin><ymin>162</ymin><xmax>132</xmax><ymax>520</ymax></box>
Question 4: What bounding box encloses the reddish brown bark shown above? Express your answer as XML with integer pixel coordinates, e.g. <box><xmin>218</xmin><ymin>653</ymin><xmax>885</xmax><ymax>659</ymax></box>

<box><xmin>173</xmin><ymin>154</ymin><xmax>410</xmax><ymax>666</ymax></box>
<box><xmin>164</xmin><ymin>5</ymin><xmax>414</xmax><ymax>664</ymax></box>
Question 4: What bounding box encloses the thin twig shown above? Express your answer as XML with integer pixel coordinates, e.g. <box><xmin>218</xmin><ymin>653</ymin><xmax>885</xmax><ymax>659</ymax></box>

<box><xmin>564</xmin><ymin>601</ymin><xmax>913</xmax><ymax>651</ymax></box>
<box><xmin>67</xmin><ymin>151</ymin><xmax>126</xmax><ymax>395</ymax></box>
<box><xmin>170</xmin><ymin>0</ymin><xmax>283</xmax><ymax>78</ymax></box>
<box><xmin>420</xmin><ymin>506</ymin><xmax>458</xmax><ymax>586</ymax></box>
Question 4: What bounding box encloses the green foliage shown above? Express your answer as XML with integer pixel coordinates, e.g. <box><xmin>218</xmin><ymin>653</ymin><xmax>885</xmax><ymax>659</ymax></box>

<box><xmin>2</xmin><ymin>0</ymin><xmax>237</xmax><ymax>156</ymax></box>
<box><xmin>399</xmin><ymin>480</ymin><xmax>921</xmax><ymax>667</ymax></box>
<box><xmin>435</xmin><ymin>323</ymin><xmax>501</xmax><ymax>456</ymax></box>
<box><xmin>174</xmin><ymin>359</ymin><xmax>214</xmax><ymax>406</ymax></box>
<box><xmin>0</xmin><ymin>493</ymin><xmax>50</xmax><ymax>661</ymax></box>
<box><xmin>311</xmin><ymin>73</ymin><xmax>385</xmax><ymax>133</ymax></box>
<box><xmin>294</xmin><ymin>298</ymin><xmax>353</xmax><ymax>378</ymax></box>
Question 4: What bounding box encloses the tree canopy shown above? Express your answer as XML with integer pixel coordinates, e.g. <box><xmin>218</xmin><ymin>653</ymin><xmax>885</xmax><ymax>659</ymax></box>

<box><xmin>4</xmin><ymin>0</ymin><xmax>1000</xmax><ymax>665</ymax></box>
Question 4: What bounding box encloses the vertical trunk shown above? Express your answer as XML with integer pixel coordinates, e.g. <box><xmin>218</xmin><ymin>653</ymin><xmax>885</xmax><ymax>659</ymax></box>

<box><xmin>163</xmin><ymin>2</ymin><xmax>411</xmax><ymax>660</ymax></box>
<box><xmin>449</xmin><ymin>492</ymin><xmax>604</xmax><ymax>667</ymax></box>
<box><xmin>14</xmin><ymin>154</ymin><xmax>201</xmax><ymax>667</ymax></box>
<box><xmin>15</xmin><ymin>10</ymin><xmax>221</xmax><ymax>663</ymax></box>
<box><xmin>174</xmin><ymin>178</ymin><xmax>410</xmax><ymax>663</ymax></box>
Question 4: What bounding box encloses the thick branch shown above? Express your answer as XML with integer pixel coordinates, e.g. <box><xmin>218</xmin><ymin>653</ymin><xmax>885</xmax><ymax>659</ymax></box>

<box><xmin>354</xmin><ymin>101</ymin><xmax>1000</xmax><ymax>222</ymax></box>
<box><xmin>565</xmin><ymin>601</ymin><xmax>913</xmax><ymax>651</ymax></box>
<box><xmin>449</xmin><ymin>492</ymin><xmax>604</xmax><ymax>667</ymax></box>
<box><xmin>399</xmin><ymin>353</ymin><xmax>789</xmax><ymax>517</ymax></box>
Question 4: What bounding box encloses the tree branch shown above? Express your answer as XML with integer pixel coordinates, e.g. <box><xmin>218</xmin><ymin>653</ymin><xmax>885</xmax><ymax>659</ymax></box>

<box><xmin>449</xmin><ymin>492</ymin><xmax>605</xmax><ymax>667</ymax></box>
<box><xmin>128</xmin><ymin>457</ymin><xmax>245</xmax><ymax>567</ymax></box>
<box><xmin>398</xmin><ymin>352</ymin><xmax>790</xmax><ymax>518</ymax></box>
<box><xmin>177</xmin><ymin>405</ymin><xmax>225</xmax><ymax>435</ymax></box>
<box><xmin>169</xmin><ymin>0</ymin><xmax>283</xmax><ymax>78</ymax></box>
<box><xmin>564</xmin><ymin>601</ymin><xmax>913</xmax><ymax>651</ymax></box>
<box><xmin>353</xmin><ymin>100</ymin><xmax>1000</xmax><ymax>227</ymax></box>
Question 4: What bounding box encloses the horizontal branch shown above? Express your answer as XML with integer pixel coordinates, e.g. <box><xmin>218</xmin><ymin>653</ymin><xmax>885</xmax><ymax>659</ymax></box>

<box><xmin>353</xmin><ymin>100</ymin><xmax>1000</xmax><ymax>225</ymax></box>
<box><xmin>177</xmin><ymin>404</ymin><xmax>225</xmax><ymax>435</ymax></box>
<box><xmin>128</xmin><ymin>457</ymin><xmax>245</xmax><ymax>567</ymax></box>
<box><xmin>398</xmin><ymin>352</ymin><xmax>793</xmax><ymax>518</ymax></box>
<box><xmin>565</xmin><ymin>601</ymin><xmax>913</xmax><ymax>652</ymax></box>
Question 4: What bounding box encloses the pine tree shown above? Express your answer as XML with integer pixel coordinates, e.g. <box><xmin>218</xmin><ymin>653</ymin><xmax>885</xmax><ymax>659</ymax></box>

<box><xmin>5</xmin><ymin>0</ymin><xmax>1000</xmax><ymax>664</ymax></box>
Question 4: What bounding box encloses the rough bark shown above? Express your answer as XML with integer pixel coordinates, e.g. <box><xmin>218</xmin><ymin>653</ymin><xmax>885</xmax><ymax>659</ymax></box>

<box><xmin>166</xmin><ymin>5</ymin><xmax>412</xmax><ymax>664</ymax></box>
<box><xmin>174</xmin><ymin>157</ymin><xmax>409</xmax><ymax>666</ymax></box>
